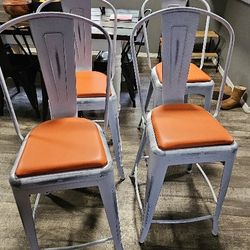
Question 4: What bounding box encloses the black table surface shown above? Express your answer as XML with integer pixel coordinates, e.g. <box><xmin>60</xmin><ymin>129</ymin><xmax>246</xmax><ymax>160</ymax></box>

<box><xmin>0</xmin><ymin>7</ymin><xmax>139</xmax><ymax>41</ymax></box>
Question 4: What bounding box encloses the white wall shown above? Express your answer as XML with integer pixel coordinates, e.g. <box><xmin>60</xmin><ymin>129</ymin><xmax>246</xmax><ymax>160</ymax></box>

<box><xmin>219</xmin><ymin>0</ymin><xmax>250</xmax><ymax>105</ymax></box>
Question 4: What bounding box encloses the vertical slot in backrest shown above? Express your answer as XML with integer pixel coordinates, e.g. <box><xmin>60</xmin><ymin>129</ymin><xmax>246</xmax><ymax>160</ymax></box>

<box><xmin>161</xmin><ymin>10</ymin><xmax>199</xmax><ymax>104</ymax></box>
<box><xmin>30</xmin><ymin>16</ymin><xmax>77</xmax><ymax>118</ymax></box>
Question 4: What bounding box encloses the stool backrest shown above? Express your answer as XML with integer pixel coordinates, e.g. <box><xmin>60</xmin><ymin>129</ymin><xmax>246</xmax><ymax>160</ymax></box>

<box><xmin>30</xmin><ymin>15</ymin><xmax>76</xmax><ymax>118</ymax></box>
<box><xmin>37</xmin><ymin>0</ymin><xmax>117</xmax><ymax>77</ymax></box>
<box><xmin>141</xmin><ymin>0</ymin><xmax>211</xmax><ymax>70</ymax></box>
<box><xmin>0</xmin><ymin>12</ymin><xmax>113</xmax><ymax>139</ymax></box>
<box><xmin>160</xmin><ymin>9</ymin><xmax>198</xmax><ymax>104</ymax></box>
<box><xmin>61</xmin><ymin>0</ymin><xmax>92</xmax><ymax>71</ymax></box>
<box><xmin>130</xmin><ymin>7</ymin><xmax>234</xmax><ymax>121</ymax></box>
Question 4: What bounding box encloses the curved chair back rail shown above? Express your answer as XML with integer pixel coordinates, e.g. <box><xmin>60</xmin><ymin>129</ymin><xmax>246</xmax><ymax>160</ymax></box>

<box><xmin>131</xmin><ymin>7</ymin><xmax>234</xmax><ymax>122</ymax></box>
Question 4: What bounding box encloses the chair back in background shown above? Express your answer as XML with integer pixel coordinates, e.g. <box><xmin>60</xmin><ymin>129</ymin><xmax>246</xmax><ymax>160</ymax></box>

<box><xmin>130</xmin><ymin>7</ymin><xmax>234</xmax><ymax>121</ymax></box>
<box><xmin>161</xmin><ymin>0</ymin><xmax>187</xmax><ymax>8</ymax></box>
<box><xmin>29</xmin><ymin>13</ymin><xmax>77</xmax><ymax>118</ymax></box>
<box><xmin>61</xmin><ymin>0</ymin><xmax>92</xmax><ymax>71</ymax></box>
<box><xmin>37</xmin><ymin>0</ymin><xmax>117</xmax><ymax>76</ymax></box>
<box><xmin>0</xmin><ymin>12</ymin><xmax>113</xmax><ymax>129</ymax></box>
<box><xmin>141</xmin><ymin>0</ymin><xmax>210</xmax><ymax>69</ymax></box>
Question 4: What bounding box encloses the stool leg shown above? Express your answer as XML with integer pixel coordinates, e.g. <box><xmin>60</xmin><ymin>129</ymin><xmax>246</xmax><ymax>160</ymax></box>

<box><xmin>138</xmin><ymin>81</ymin><xmax>153</xmax><ymax>129</ymax></box>
<box><xmin>12</xmin><ymin>189</ymin><xmax>39</xmax><ymax>250</ymax></box>
<box><xmin>130</xmin><ymin>128</ymin><xmax>147</xmax><ymax>177</ymax></box>
<box><xmin>204</xmin><ymin>85</ymin><xmax>214</xmax><ymax>112</ymax></box>
<box><xmin>99</xmin><ymin>172</ymin><xmax>123</xmax><ymax>250</ymax></box>
<box><xmin>140</xmin><ymin>154</ymin><xmax>168</xmax><ymax>243</ymax></box>
<box><xmin>212</xmin><ymin>155</ymin><xmax>235</xmax><ymax>236</ymax></box>
<box><xmin>109</xmin><ymin>99</ymin><xmax>124</xmax><ymax>180</ymax></box>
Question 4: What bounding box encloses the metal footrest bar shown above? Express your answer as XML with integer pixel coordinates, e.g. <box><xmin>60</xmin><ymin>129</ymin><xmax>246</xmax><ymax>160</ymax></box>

<box><xmin>32</xmin><ymin>193</ymin><xmax>41</xmax><ymax>219</ymax></box>
<box><xmin>133</xmin><ymin>162</ymin><xmax>218</xmax><ymax>224</ymax></box>
<box><xmin>45</xmin><ymin>237</ymin><xmax>112</xmax><ymax>250</ymax></box>
<box><xmin>152</xmin><ymin>214</ymin><xmax>213</xmax><ymax>224</ymax></box>
<box><xmin>196</xmin><ymin>163</ymin><xmax>217</xmax><ymax>203</ymax></box>
<box><xmin>134</xmin><ymin>164</ymin><xmax>144</xmax><ymax>214</ymax></box>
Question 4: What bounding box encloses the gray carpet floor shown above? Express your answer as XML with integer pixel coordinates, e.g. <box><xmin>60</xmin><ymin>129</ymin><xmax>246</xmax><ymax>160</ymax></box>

<box><xmin>0</xmin><ymin>60</ymin><xmax>250</xmax><ymax>249</ymax></box>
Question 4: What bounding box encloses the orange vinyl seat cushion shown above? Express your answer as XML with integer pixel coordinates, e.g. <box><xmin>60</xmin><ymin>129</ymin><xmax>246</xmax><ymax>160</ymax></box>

<box><xmin>155</xmin><ymin>62</ymin><xmax>212</xmax><ymax>83</ymax></box>
<box><xmin>151</xmin><ymin>103</ymin><xmax>234</xmax><ymax>150</ymax></box>
<box><xmin>16</xmin><ymin>117</ymin><xmax>108</xmax><ymax>177</ymax></box>
<box><xmin>76</xmin><ymin>70</ymin><xmax>112</xmax><ymax>98</ymax></box>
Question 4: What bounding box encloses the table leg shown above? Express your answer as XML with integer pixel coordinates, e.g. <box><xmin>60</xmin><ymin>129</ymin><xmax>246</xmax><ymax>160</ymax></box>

<box><xmin>0</xmin><ymin>87</ymin><xmax>4</xmax><ymax>116</ymax></box>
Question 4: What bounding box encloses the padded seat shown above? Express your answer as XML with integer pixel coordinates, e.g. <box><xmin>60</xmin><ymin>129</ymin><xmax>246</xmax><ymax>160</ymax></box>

<box><xmin>151</xmin><ymin>103</ymin><xmax>234</xmax><ymax>150</ymax></box>
<box><xmin>76</xmin><ymin>71</ymin><xmax>111</xmax><ymax>97</ymax></box>
<box><xmin>155</xmin><ymin>62</ymin><xmax>212</xmax><ymax>83</ymax></box>
<box><xmin>16</xmin><ymin>117</ymin><xmax>108</xmax><ymax>177</ymax></box>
